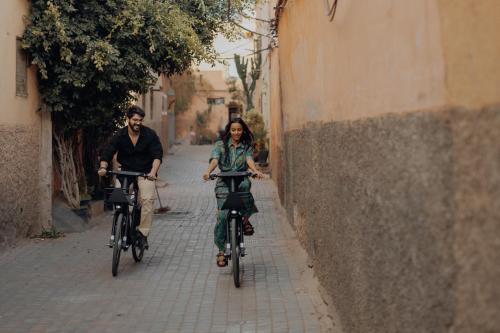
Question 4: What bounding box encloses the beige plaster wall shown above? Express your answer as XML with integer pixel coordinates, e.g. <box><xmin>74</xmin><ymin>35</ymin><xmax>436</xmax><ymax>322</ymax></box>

<box><xmin>277</xmin><ymin>1</ymin><xmax>500</xmax><ymax>131</ymax></box>
<box><xmin>137</xmin><ymin>76</ymin><xmax>164</xmax><ymax>137</ymax></box>
<box><xmin>278</xmin><ymin>0</ymin><xmax>448</xmax><ymax>130</ymax></box>
<box><xmin>269</xmin><ymin>49</ymin><xmax>284</xmax><ymax>199</ymax></box>
<box><xmin>0</xmin><ymin>1</ymin><xmax>41</xmax><ymax>125</ymax></box>
<box><xmin>436</xmin><ymin>0</ymin><xmax>500</xmax><ymax>108</ymax></box>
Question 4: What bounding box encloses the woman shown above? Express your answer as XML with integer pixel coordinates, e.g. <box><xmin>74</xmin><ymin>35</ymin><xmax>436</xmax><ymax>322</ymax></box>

<box><xmin>203</xmin><ymin>118</ymin><xmax>264</xmax><ymax>267</ymax></box>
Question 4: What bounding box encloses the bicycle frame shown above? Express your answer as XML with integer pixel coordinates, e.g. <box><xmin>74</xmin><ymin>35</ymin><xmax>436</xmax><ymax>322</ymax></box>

<box><xmin>222</xmin><ymin>176</ymin><xmax>246</xmax><ymax>257</ymax></box>
<box><xmin>111</xmin><ymin>176</ymin><xmax>138</xmax><ymax>248</ymax></box>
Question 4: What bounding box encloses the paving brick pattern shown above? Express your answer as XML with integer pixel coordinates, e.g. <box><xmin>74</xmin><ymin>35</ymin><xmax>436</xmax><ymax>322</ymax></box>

<box><xmin>0</xmin><ymin>145</ymin><xmax>335</xmax><ymax>333</ymax></box>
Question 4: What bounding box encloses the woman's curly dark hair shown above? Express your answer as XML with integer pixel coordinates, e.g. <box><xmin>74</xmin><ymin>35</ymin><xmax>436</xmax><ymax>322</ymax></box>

<box><xmin>220</xmin><ymin>118</ymin><xmax>254</xmax><ymax>165</ymax></box>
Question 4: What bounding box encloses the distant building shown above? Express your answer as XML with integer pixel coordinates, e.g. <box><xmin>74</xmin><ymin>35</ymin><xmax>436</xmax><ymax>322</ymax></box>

<box><xmin>175</xmin><ymin>70</ymin><xmax>241</xmax><ymax>143</ymax></box>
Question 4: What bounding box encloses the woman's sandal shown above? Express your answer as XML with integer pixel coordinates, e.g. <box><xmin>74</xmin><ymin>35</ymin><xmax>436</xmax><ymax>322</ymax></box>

<box><xmin>243</xmin><ymin>218</ymin><xmax>255</xmax><ymax>236</ymax></box>
<box><xmin>216</xmin><ymin>252</ymin><xmax>228</xmax><ymax>267</ymax></box>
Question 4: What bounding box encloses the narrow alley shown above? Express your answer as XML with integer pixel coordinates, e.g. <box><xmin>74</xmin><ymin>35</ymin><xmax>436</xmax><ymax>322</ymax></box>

<box><xmin>0</xmin><ymin>144</ymin><xmax>336</xmax><ymax>333</ymax></box>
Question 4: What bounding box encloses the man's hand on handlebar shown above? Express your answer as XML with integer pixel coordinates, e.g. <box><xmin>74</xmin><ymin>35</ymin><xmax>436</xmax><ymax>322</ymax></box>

<box><xmin>202</xmin><ymin>172</ymin><xmax>210</xmax><ymax>181</ymax></box>
<box><xmin>145</xmin><ymin>172</ymin><xmax>157</xmax><ymax>181</ymax></box>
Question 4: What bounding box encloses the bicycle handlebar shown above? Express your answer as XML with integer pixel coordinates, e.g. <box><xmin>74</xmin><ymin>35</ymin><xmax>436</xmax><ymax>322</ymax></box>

<box><xmin>106</xmin><ymin>170</ymin><xmax>148</xmax><ymax>178</ymax></box>
<box><xmin>209</xmin><ymin>171</ymin><xmax>255</xmax><ymax>180</ymax></box>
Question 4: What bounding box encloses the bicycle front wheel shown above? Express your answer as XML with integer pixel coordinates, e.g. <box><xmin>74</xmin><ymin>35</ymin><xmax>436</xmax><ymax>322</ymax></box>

<box><xmin>112</xmin><ymin>212</ymin><xmax>124</xmax><ymax>276</ymax></box>
<box><xmin>131</xmin><ymin>208</ymin><xmax>144</xmax><ymax>262</ymax></box>
<box><xmin>230</xmin><ymin>217</ymin><xmax>241</xmax><ymax>288</ymax></box>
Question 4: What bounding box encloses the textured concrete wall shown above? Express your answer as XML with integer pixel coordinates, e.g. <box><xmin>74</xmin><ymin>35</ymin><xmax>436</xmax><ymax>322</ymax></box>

<box><xmin>0</xmin><ymin>125</ymin><xmax>41</xmax><ymax>247</ymax></box>
<box><xmin>283</xmin><ymin>107</ymin><xmax>500</xmax><ymax>332</ymax></box>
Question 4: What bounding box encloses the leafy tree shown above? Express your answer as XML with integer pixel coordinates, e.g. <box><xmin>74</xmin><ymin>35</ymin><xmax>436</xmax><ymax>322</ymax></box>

<box><xmin>22</xmin><ymin>0</ymin><xmax>254</xmax><ymax>208</ymax></box>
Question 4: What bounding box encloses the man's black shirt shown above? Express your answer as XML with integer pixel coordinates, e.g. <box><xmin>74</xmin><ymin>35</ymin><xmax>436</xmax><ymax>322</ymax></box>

<box><xmin>100</xmin><ymin>126</ymin><xmax>163</xmax><ymax>173</ymax></box>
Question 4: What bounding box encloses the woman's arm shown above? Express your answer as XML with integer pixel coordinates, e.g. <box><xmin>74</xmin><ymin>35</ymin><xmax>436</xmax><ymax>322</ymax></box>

<box><xmin>203</xmin><ymin>159</ymin><xmax>219</xmax><ymax>181</ymax></box>
<box><xmin>247</xmin><ymin>159</ymin><xmax>264</xmax><ymax>179</ymax></box>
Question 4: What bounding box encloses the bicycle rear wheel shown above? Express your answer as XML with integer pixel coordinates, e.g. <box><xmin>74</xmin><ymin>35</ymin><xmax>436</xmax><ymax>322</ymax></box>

<box><xmin>230</xmin><ymin>217</ymin><xmax>241</xmax><ymax>288</ymax></box>
<box><xmin>112</xmin><ymin>212</ymin><xmax>124</xmax><ymax>276</ymax></box>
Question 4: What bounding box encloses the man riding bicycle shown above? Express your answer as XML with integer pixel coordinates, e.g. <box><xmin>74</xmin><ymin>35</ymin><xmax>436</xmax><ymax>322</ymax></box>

<box><xmin>98</xmin><ymin>105</ymin><xmax>163</xmax><ymax>249</ymax></box>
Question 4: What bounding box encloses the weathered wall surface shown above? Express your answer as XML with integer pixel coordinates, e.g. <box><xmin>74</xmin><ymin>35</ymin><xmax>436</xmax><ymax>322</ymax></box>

<box><xmin>269</xmin><ymin>0</ymin><xmax>500</xmax><ymax>331</ymax></box>
<box><xmin>0</xmin><ymin>125</ymin><xmax>42</xmax><ymax>246</ymax></box>
<box><xmin>284</xmin><ymin>107</ymin><xmax>500</xmax><ymax>332</ymax></box>
<box><xmin>0</xmin><ymin>2</ymin><xmax>52</xmax><ymax>248</ymax></box>
<box><xmin>269</xmin><ymin>49</ymin><xmax>284</xmax><ymax>199</ymax></box>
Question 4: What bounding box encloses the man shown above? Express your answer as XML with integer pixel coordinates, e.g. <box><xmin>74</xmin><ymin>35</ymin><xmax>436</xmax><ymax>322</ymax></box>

<box><xmin>98</xmin><ymin>105</ymin><xmax>163</xmax><ymax>249</ymax></box>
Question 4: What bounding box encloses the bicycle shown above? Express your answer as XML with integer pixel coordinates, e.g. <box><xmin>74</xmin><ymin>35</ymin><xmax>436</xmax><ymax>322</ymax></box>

<box><xmin>209</xmin><ymin>171</ymin><xmax>255</xmax><ymax>288</ymax></box>
<box><xmin>105</xmin><ymin>170</ymin><xmax>147</xmax><ymax>276</ymax></box>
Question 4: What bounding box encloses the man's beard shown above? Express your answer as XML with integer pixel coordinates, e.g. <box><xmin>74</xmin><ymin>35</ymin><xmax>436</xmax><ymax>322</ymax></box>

<box><xmin>129</xmin><ymin>123</ymin><xmax>141</xmax><ymax>133</ymax></box>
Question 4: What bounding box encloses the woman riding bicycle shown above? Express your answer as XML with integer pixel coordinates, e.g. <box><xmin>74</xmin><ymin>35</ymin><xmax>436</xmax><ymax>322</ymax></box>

<box><xmin>203</xmin><ymin>118</ymin><xmax>264</xmax><ymax>267</ymax></box>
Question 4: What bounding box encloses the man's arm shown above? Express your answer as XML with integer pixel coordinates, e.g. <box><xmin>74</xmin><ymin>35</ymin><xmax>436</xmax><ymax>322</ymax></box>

<box><xmin>147</xmin><ymin>159</ymin><xmax>161</xmax><ymax>180</ymax></box>
<box><xmin>98</xmin><ymin>134</ymin><xmax>120</xmax><ymax>176</ymax></box>
<box><xmin>147</xmin><ymin>130</ymin><xmax>163</xmax><ymax>179</ymax></box>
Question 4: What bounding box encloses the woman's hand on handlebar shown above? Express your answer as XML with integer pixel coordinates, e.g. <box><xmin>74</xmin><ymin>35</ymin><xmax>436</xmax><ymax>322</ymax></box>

<box><xmin>97</xmin><ymin>167</ymin><xmax>107</xmax><ymax>177</ymax></box>
<box><xmin>252</xmin><ymin>170</ymin><xmax>265</xmax><ymax>179</ymax></box>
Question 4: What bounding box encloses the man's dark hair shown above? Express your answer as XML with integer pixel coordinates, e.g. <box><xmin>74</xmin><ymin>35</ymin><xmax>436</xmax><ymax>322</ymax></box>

<box><xmin>126</xmin><ymin>105</ymin><xmax>146</xmax><ymax>119</ymax></box>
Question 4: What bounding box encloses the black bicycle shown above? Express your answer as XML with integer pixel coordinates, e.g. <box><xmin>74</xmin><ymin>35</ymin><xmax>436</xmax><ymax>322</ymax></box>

<box><xmin>105</xmin><ymin>170</ymin><xmax>147</xmax><ymax>276</ymax></box>
<box><xmin>210</xmin><ymin>171</ymin><xmax>255</xmax><ymax>288</ymax></box>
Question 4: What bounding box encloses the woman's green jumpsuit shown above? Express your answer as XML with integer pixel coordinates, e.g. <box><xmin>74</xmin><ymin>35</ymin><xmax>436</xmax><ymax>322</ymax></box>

<box><xmin>210</xmin><ymin>140</ymin><xmax>258</xmax><ymax>251</ymax></box>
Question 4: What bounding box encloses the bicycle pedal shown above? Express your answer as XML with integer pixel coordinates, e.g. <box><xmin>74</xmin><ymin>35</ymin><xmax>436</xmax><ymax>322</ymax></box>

<box><xmin>107</xmin><ymin>242</ymin><xmax>113</xmax><ymax>248</ymax></box>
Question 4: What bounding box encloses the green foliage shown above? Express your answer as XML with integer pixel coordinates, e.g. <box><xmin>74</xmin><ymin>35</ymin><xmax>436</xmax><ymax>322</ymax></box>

<box><xmin>31</xmin><ymin>227</ymin><xmax>65</xmax><ymax>239</ymax></box>
<box><xmin>196</xmin><ymin>108</ymin><xmax>210</xmax><ymax>127</ymax></box>
<box><xmin>23</xmin><ymin>0</ymin><xmax>255</xmax><ymax>133</ymax></box>
<box><xmin>243</xmin><ymin>109</ymin><xmax>267</xmax><ymax>146</ymax></box>
<box><xmin>226</xmin><ymin>76</ymin><xmax>245</xmax><ymax>104</ymax></box>
<box><xmin>234</xmin><ymin>52</ymin><xmax>261</xmax><ymax>111</ymax></box>
<box><xmin>23</xmin><ymin>0</ymin><xmax>211</xmax><ymax>134</ymax></box>
<box><xmin>194</xmin><ymin>108</ymin><xmax>217</xmax><ymax>144</ymax></box>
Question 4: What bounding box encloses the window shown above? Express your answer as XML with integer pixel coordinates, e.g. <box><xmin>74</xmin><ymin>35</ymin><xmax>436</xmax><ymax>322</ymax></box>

<box><xmin>207</xmin><ymin>97</ymin><xmax>225</xmax><ymax>105</ymax></box>
<box><xmin>16</xmin><ymin>37</ymin><xmax>28</xmax><ymax>97</ymax></box>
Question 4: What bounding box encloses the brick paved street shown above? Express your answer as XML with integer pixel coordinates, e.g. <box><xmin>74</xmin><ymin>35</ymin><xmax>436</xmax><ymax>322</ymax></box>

<box><xmin>0</xmin><ymin>144</ymin><xmax>337</xmax><ymax>333</ymax></box>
